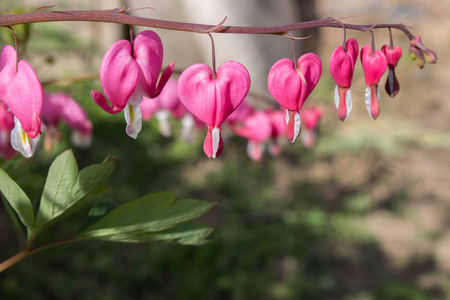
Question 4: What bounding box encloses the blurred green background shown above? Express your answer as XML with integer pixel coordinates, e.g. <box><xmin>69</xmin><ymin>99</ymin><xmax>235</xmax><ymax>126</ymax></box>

<box><xmin>1</xmin><ymin>1</ymin><xmax>450</xmax><ymax>299</ymax></box>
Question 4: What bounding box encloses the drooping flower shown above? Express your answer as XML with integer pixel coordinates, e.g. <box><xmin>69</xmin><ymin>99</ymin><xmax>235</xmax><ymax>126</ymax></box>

<box><xmin>360</xmin><ymin>45</ymin><xmax>387</xmax><ymax>120</ymax></box>
<box><xmin>42</xmin><ymin>92</ymin><xmax>93</xmax><ymax>149</ymax></box>
<box><xmin>91</xmin><ymin>30</ymin><xmax>174</xmax><ymax>139</ymax></box>
<box><xmin>0</xmin><ymin>104</ymin><xmax>16</xmax><ymax>160</ymax></box>
<box><xmin>178</xmin><ymin>61</ymin><xmax>250</xmax><ymax>158</ymax></box>
<box><xmin>231</xmin><ymin>110</ymin><xmax>272</xmax><ymax>162</ymax></box>
<box><xmin>329</xmin><ymin>38</ymin><xmax>359</xmax><ymax>121</ymax></box>
<box><xmin>266</xmin><ymin>108</ymin><xmax>285</xmax><ymax>156</ymax></box>
<box><xmin>0</xmin><ymin>45</ymin><xmax>43</xmax><ymax>158</ymax></box>
<box><xmin>140</xmin><ymin>79</ymin><xmax>186</xmax><ymax>137</ymax></box>
<box><xmin>267</xmin><ymin>53</ymin><xmax>322</xmax><ymax>143</ymax></box>
<box><xmin>381</xmin><ymin>45</ymin><xmax>402</xmax><ymax>98</ymax></box>
<box><xmin>300</xmin><ymin>106</ymin><xmax>323</xmax><ymax>148</ymax></box>
<box><xmin>410</xmin><ymin>35</ymin><xmax>437</xmax><ymax>65</ymax></box>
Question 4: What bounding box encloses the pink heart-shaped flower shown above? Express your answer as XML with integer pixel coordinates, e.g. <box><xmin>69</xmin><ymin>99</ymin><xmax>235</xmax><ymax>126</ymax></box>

<box><xmin>267</xmin><ymin>53</ymin><xmax>322</xmax><ymax>112</ymax></box>
<box><xmin>178</xmin><ymin>61</ymin><xmax>250</xmax><ymax>158</ymax></box>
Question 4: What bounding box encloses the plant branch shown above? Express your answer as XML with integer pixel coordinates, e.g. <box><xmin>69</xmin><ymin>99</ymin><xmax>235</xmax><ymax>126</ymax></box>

<box><xmin>0</xmin><ymin>9</ymin><xmax>416</xmax><ymax>40</ymax></box>
<box><xmin>0</xmin><ymin>236</ymin><xmax>84</xmax><ymax>273</ymax></box>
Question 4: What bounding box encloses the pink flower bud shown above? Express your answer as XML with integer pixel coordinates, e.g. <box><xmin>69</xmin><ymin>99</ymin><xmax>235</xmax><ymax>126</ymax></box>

<box><xmin>381</xmin><ymin>45</ymin><xmax>402</xmax><ymax>98</ymax></box>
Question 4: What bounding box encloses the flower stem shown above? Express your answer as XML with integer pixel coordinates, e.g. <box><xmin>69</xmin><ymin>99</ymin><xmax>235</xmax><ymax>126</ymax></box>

<box><xmin>0</xmin><ymin>9</ymin><xmax>416</xmax><ymax>40</ymax></box>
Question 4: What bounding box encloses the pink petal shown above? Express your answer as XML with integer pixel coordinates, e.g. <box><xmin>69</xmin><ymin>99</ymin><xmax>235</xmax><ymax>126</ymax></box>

<box><xmin>297</xmin><ymin>53</ymin><xmax>322</xmax><ymax>109</ymax></box>
<box><xmin>346</xmin><ymin>38</ymin><xmax>359</xmax><ymax>66</ymax></box>
<box><xmin>133</xmin><ymin>31</ymin><xmax>164</xmax><ymax>98</ymax></box>
<box><xmin>99</xmin><ymin>40</ymin><xmax>139</xmax><ymax>111</ymax></box>
<box><xmin>267</xmin><ymin>58</ymin><xmax>301</xmax><ymax>111</ymax></box>
<box><xmin>178</xmin><ymin>63</ymin><xmax>216</xmax><ymax>126</ymax></box>
<box><xmin>214</xmin><ymin>61</ymin><xmax>251</xmax><ymax>125</ymax></box>
<box><xmin>329</xmin><ymin>46</ymin><xmax>354</xmax><ymax>88</ymax></box>
<box><xmin>2</xmin><ymin>60</ymin><xmax>42</xmax><ymax>138</ymax></box>
<box><xmin>361</xmin><ymin>45</ymin><xmax>387</xmax><ymax>86</ymax></box>
<box><xmin>381</xmin><ymin>45</ymin><xmax>402</xmax><ymax>67</ymax></box>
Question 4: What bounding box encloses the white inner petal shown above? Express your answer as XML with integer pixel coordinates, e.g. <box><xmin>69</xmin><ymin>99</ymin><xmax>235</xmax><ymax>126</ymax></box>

<box><xmin>125</xmin><ymin>104</ymin><xmax>143</xmax><ymax>139</ymax></box>
<box><xmin>211</xmin><ymin>127</ymin><xmax>220</xmax><ymax>159</ymax></box>
<box><xmin>334</xmin><ymin>85</ymin><xmax>339</xmax><ymax>109</ymax></box>
<box><xmin>71</xmin><ymin>131</ymin><xmax>92</xmax><ymax>149</ymax></box>
<box><xmin>181</xmin><ymin>114</ymin><xmax>194</xmax><ymax>144</ymax></box>
<box><xmin>293</xmin><ymin>111</ymin><xmax>301</xmax><ymax>143</ymax></box>
<box><xmin>285</xmin><ymin>109</ymin><xmax>289</xmax><ymax>125</ymax></box>
<box><xmin>364</xmin><ymin>86</ymin><xmax>373</xmax><ymax>119</ymax></box>
<box><xmin>10</xmin><ymin>117</ymin><xmax>40</xmax><ymax>158</ymax></box>
<box><xmin>344</xmin><ymin>88</ymin><xmax>353</xmax><ymax>121</ymax></box>
<box><xmin>155</xmin><ymin>110</ymin><xmax>171</xmax><ymax>137</ymax></box>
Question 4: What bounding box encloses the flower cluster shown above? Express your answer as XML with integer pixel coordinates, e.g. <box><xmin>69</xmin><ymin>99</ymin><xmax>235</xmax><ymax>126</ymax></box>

<box><xmin>0</xmin><ymin>24</ymin><xmax>436</xmax><ymax>161</ymax></box>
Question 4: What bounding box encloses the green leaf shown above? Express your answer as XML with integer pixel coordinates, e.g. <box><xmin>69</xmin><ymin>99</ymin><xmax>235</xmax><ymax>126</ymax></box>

<box><xmin>35</xmin><ymin>150</ymin><xmax>115</xmax><ymax>231</ymax></box>
<box><xmin>78</xmin><ymin>192</ymin><xmax>215</xmax><ymax>241</ymax></box>
<box><xmin>90</xmin><ymin>223</ymin><xmax>213</xmax><ymax>245</ymax></box>
<box><xmin>78</xmin><ymin>201</ymin><xmax>117</xmax><ymax>233</ymax></box>
<box><xmin>0</xmin><ymin>166</ymin><xmax>35</xmax><ymax>235</ymax></box>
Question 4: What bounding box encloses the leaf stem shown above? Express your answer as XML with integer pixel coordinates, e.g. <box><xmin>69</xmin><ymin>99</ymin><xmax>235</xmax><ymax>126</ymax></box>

<box><xmin>0</xmin><ymin>236</ymin><xmax>84</xmax><ymax>273</ymax></box>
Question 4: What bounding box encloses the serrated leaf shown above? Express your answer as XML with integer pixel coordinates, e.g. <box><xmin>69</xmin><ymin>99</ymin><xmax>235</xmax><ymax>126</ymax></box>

<box><xmin>35</xmin><ymin>150</ymin><xmax>115</xmax><ymax>231</ymax></box>
<box><xmin>0</xmin><ymin>166</ymin><xmax>35</xmax><ymax>236</ymax></box>
<box><xmin>78</xmin><ymin>192</ymin><xmax>215</xmax><ymax>239</ymax></box>
<box><xmin>90</xmin><ymin>223</ymin><xmax>213</xmax><ymax>245</ymax></box>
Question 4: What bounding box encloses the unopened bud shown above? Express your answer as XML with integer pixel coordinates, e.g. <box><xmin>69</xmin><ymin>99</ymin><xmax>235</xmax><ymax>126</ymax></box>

<box><xmin>423</xmin><ymin>49</ymin><xmax>437</xmax><ymax>64</ymax></box>
<box><xmin>409</xmin><ymin>46</ymin><xmax>425</xmax><ymax>69</ymax></box>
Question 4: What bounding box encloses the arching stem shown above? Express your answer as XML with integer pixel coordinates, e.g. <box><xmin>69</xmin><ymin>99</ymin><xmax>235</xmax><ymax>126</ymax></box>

<box><xmin>208</xmin><ymin>33</ymin><xmax>217</xmax><ymax>79</ymax></box>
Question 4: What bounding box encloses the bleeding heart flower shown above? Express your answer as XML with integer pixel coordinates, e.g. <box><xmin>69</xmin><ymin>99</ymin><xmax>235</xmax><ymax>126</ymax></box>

<box><xmin>140</xmin><ymin>79</ymin><xmax>185</xmax><ymax>137</ymax></box>
<box><xmin>42</xmin><ymin>92</ymin><xmax>93</xmax><ymax>149</ymax></box>
<box><xmin>329</xmin><ymin>38</ymin><xmax>358</xmax><ymax>121</ymax></box>
<box><xmin>266</xmin><ymin>108</ymin><xmax>285</xmax><ymax>156</ymax></box>
<box><xmin>267</xmin><ymin>53</ymin><xmax>322</xmax><ymax>143</ymax></box>
<box><xmin>381</xmin><ymin>45</ymin><xmax>402</xmax><ymax>98</ymax></box>
<box><xmin>360</xmin><ymin>45</ymin><xmax>387</xmax><ymax>120</ymax></box>
<box><xmin>300</xmin><ymin>106</ymin><xmax>323</xmax><ymax>148</ymax></box>
<box><xmin>91</xmin><ymin>30</ymin><xmax>174</xmax><ymax>139</ymax></box>
<box><xmin>0</xmin><ymin>105</ymin><xmax>15</xmax><ymax>160</ymax></box>
<box><xmin>231</xmin><ymin>110</ymin><xmax>272</xmax><ymax>162</ymax></box>
<box><xmin>178</xmin><ymin>61</ymin><xmax>250</xmax><ymax>158</ymax></box>
<box><xmin>0</xmin><ymin>45</ymin><xmax>42</xmax><ymax>158</ymax></box>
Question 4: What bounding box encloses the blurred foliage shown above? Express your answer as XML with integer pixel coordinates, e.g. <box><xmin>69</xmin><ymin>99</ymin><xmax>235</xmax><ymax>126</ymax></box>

<box><xmin>0</xmin><ymin>7</ymin><xmax>449</xmax><ymax>300</ymax></box>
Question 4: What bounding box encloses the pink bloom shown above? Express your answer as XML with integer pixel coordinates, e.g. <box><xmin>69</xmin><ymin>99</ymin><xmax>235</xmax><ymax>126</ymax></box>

<box><xmin>232</xmin><ymin>110</ymin><xmax>272</xmax><ymax>162</ymax></box>
<box><xmin>0</xmin><ymin>45</ymin><xmax>42</xmax><ymax>158</ymax></box>
<box><xmin>265</xmin><ymin>108</ymin><xmax>285</xmax><ymax>156</ymax></box>
<box><xmin>360</xmin><ymin>45</ymin><xmax>387</xmax><ymax>120</ymax></box>
<box><xmin>381</xmin><ymin>45</ymin><xmax>402</xmax><ymax>98</ymax></box>
<box><xmin>329</xmin><ymin>38</ymin><xmax>359</xmax><ymax>121</ymax></box>
<box><xmin>178</xmin><ymin>61</ymin><xmax>250</xmax><ymax>158</ymax></box>
<box><xmin>91</xmin><ymin>30</ymin><xmax>174</xmax><ymax>139</ymax></box>
<box><xmin>227</xmin><ymin>99</ymin><xmax>255</xmax><ymax>126</ymax></box>
<box><xmin>42</xmin><ymin>92</ymin><xmax>93</xmax><ymax>149</ymax></box>
<box><xmin>300</xmin><ymin>106</ymin><xmax>323</xmax><ymax>148</ymax></box>
<box><xmin>0</xmin><ymin>105</ymin><xmax>16</xmax><ymax>160</ymax></box>
<box><xmin>267</xmin><ymin>53</ymin><xmax>322</xmax><ymax>143</ymax></box>
<box><xmin>140</xmin><ymin>79</ymin><xmax>186</xmax><ymax>137</ymax></box>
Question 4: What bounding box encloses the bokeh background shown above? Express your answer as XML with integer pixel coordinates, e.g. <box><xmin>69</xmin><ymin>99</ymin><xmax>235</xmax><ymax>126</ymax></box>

<box><xmin>1</xmin><ymin>0</ymin><xmax>450</xmax><ymax>299</ymax></box>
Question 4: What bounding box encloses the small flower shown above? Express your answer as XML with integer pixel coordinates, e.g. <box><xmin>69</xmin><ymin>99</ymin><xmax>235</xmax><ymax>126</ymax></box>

<box><xmin>381</xmin><ymin>44</ymin><xmax>402</xmax><ymax>98</ymax></box>
<box><xmin>178</xmin><ymin>61</ymin><xmax>250</xmax><ymax>158</ymax></box>
<box><xmin>42</xmin><ymin>92</ymin><xmax>93</xmax><ymax>149</ymax></box>
<box><xmin>231</xmin><ymin>110</ymin><xmax>272</xmax><ymax>162</ymax></box>
<box><xmin>266</xmin><ymin>108</ymin><xmax>285</xmax><ymax>156</ymax></box>
<box><xmin>0</xmin><ymin>45</ymin><xmax>42</xmax><ymax>158</ymax></box>
<box><xmin>300</xmin><ymin>106</ymin><xmax>323</xmax><ymax>148</ymax></box>
<box><xmin>91</xmin><ymin>30</ymin><xmax>174</xmax><ymax>139</ymax></box>
<box><xmin>360</xmin><ymin>45</ymin><xmax>387</xmax><ymax>120</ymax></box>
<box><xmin>329</xmin><ymin>38</ymin><xmax>358</xmax><ymax>121</ymax></box>
<box><xmin>267</xmin><ymin>53</ymin><xmax>322</xmax><ymax>143</ymax></box>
